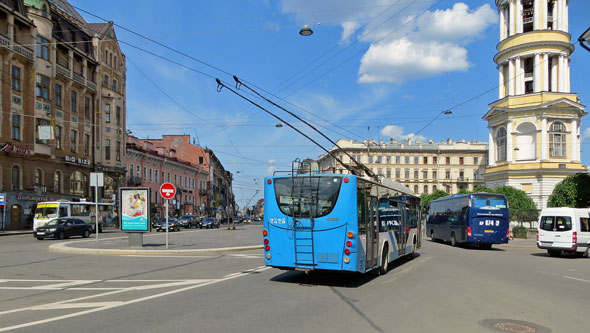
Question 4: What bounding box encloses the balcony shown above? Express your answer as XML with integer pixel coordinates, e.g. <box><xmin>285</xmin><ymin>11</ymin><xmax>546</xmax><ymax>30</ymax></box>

<box><xmin>127</xmin><ymin>176</ymin><xmax>142</xmax><ymax>186</ymax></box>
<box><xmin>0</xmin><ymin>34</ymin><xmax>9</xmax><ymax>47</ymax></box>
<box><xmin>56</xmin><ymin>64</ymin><xmax>71</xmax><ymax>78</ymax></box>
<box><xmin>87</xmin><ymin>80</ymin><xmax>97</xmax><ymax>91</ymax></box>
<box><xmin>457</xmin><ymin>176</ymin><xmax>469</xmax><ymax>183</ymax></box>
<box><xmin>73</xmin><ymin>72</ymin><xmax>85</xmax><ymax>86</ymax></box>
<box><xmin>13</xmin><ymin>41</ymin><xmax>33</xmax><ymax>60</ymax></box>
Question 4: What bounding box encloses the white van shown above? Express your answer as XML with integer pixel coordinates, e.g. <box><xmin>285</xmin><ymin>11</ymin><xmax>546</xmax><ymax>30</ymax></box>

<box><xmin>537</xmin><ymin>208</ymin><xmax>590</xmax><ymax>257</ymax></box>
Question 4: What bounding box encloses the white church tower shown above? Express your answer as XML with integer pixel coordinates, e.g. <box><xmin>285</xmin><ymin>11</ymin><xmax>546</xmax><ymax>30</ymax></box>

<box><xmin>483</xmin><ymin>0</ymin><xmax>586</xmax><ymax>209</ymax></box>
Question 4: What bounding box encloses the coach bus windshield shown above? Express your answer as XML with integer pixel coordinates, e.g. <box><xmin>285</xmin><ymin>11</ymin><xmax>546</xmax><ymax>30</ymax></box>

<box><xmin>274</xmin><ymin>176</ymin><xmax>342</xmax><ymax>218</ymax></box>
<box><xmin>471</xmin><ymin>194</ymin><xmax>507</xmax><ymax>209</ymax></box>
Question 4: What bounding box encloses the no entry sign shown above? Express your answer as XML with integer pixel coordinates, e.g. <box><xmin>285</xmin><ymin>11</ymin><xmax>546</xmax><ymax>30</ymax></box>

<box><xmin>159</xmin><ymin>183</ymin><xmax>176</xmax><ymax>199</ymax></box>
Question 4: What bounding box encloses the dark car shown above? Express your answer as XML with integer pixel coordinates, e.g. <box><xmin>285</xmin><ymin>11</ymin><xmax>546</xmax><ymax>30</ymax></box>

<box><xmin>200</xmin><ymin>217</ymin><xmax>219</xmax><ymax>229</ymax></box>
<box><xmin>156</xmin><ymin>218</ymin><xmax>181</xmax><ymax>232</ymax></box>
<box><xmin>178</xmin><ymin>215</ymin><xmax>199</xmax><ymax>228</ymax></box>
<box><xmin>34</xmin><ymin>218</ymin><xmax>92</xmax><ymax>240</ymax></box>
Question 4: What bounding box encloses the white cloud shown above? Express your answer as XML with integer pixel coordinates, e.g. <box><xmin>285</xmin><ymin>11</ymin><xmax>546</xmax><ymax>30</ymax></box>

<box><xmin>582</xmin><ymin>128</ymin><xmax>590</xmax><ymax>141</ymax></box>
<box><xmin>267</xmin><ymin>159</ymin><xmax>276</xmax><ymax>175</ymax></box>
<box><xmin>358</xmin><ymin>38</ymin><xmax>469</xmax><ymax>83</ymax></box>
<box><xmin>380</xmin><ymin>124</ymin><xmax>426</xmax><ymax>142</ymax></box>
<box><xmin>280</xmin><ymin>1</ymin><xmax>497</xmax><ymax>84</ymax></box>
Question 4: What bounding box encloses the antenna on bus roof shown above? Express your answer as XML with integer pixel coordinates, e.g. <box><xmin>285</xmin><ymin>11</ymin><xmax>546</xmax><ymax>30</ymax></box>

<box><xmin>215</xmin><ymin>78</ymin><xmax>357</xmax><ymax>176</ymax></box>
<box><xmin>229</xmin><ymin>76</ymin><xmax>377</xmax><ymax>180</ymax></box>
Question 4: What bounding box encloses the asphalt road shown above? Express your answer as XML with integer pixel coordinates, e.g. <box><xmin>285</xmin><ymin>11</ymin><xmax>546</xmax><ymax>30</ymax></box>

<box><xmin>1</xmin><ymin>233</ymin><xmax>589</xmax><ymax>332</ymax></box>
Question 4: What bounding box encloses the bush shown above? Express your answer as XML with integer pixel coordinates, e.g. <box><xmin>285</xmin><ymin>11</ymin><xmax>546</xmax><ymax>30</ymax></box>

<box><xmin>512</xmin><ymin>225</ymin><xmax>528</xmax><ymax>239</ymax></box>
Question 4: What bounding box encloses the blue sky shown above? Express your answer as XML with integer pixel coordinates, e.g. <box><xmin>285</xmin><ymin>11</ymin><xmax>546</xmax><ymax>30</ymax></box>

<box><xmin>72</xmin><ymin>0</ymin><xmax>590</xmax><ymax>209</ymax></box>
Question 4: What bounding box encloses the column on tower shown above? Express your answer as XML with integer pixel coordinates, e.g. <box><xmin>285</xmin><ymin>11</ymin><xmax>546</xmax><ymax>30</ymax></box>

<box><xmin>563</xmin><ymin>0</ymin><xmax>568</xmax><ymax>31</ymax></box>
<box><xmin>558</xmin><ymin>55</ymin><xmax>565</xmax><ymax>92</ymax></box>
<box><xmin>542</xmin><ymin>53</ymin><xmax>549</xmax><ymax>91</ymax></box>
<box><xmin>566</xmin><ymin>58</ymin><xmax>571</xmax><ymax>92</ymax></box>
<box><xmin>498</xmin><ymin>64</ymin><xmax>505</xmax><ymax>99</ymax></box>
<box><xmin>506</xmin><ymin>121</ymin><xmax>513</xmax><ymax>162</ymax></box>
<box><xmin>508</xmin><ymin>58</ymin><xmax>515</xmax><ymax>96</ymax></box>
<box><xmin>571</xmin><ymin>119</ymin><xmax>579</xmax><ymax>162</ymax></box>
<box><xmin>550</xmin><ymin>55</ymin><xmax>558</xmax><ymax>92</ymax></box>
<box><xmin>515</xmin><ymin>57</ymin><xmax>522</xmax><ymax>95</ymax></box>
<box><xmin>533</xmin><ymin>53</ymin><xmax>541</xmax><ymax>93</ymax></box>
<box><xmin>500</xmin><ymin>4</ymin><xmax>507</xmax><ymax>40</ymax></box>
<box><xmin>516</xmin><ymin>0</ymin><xmax>523</xmax><ymax>34</ymax></box>
<box><xmin>509</xmin><ymin>0</ymin><xmax>516</xmax><ymax>36</ymax></box>
<box><xmin>541</xmin><ymin>0</ymin><xmax>548</xmax><ymax>29</ymax></box>
<box><xmin>533</xmin><ymin>0</ymin><xmax>540</xmax><ymax>30</ymax></box>
<box><xmin>540</xmin><ymin>118</ymin><xmax>548</xmax><ymax>160</ymax></box>
<box><xmin>488</xmin><ymin>128</ymin><xmax>496</xmax><ymax>166</ymax></box>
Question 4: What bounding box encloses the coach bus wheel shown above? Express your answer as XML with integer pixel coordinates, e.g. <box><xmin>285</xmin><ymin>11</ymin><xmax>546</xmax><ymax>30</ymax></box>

<box><xmin>379</xmin><ymin>246</ymin><xmax>389</xmax><ymax>275</ymax></box>
<box><xmin>450</xmin><ymin>232</ymin><xmax>457</xmax><ymax>247</ymax></box>
<box><xmin>430</xmin><ymin>230</ymin><xmax>435</xmax><ymax>241</ymax></box>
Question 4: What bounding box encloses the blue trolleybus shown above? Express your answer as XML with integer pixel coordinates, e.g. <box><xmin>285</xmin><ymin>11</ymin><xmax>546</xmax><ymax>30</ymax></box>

<box><xmin>426</xmin><ymin>193</ymin><xmax>510</xmax><ymax>249</ymax></box>
<box><xmin>263</xmin><ymin>173</ymin><xmax>421</xmax><ymax>274</ymax></box>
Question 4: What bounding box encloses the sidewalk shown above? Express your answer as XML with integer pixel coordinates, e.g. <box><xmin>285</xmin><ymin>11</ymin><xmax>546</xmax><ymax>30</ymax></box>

<box><xmin>49</xmin><ymin>224</ymin><xmax>264</xmax><ymax>256</ymax></box>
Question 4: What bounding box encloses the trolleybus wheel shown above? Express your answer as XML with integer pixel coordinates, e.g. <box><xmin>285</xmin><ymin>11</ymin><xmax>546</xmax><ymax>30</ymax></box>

<box><xmin>379</xmin><ymin>246</ymin><xmax>389</xmax><ymax>275</ymax></box>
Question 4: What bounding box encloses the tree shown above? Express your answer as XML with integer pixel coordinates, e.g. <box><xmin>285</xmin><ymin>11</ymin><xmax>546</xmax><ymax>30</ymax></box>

<box><xmin>493</xmin><ymin>186</ymin><xmax>537</xmax><ymax>210</ymax></box>
<box><xmin>420</xmin><ymin>190</ymin><xmax>450</xmax><ymax>209</ymax></box>
<box><xmin>473</xmin><ymin>185</ymin><xmax>494</xmax><ymax>193</ymax></box>
<box><xmin>548</xmin><ymin>173</ymin><xmax>590</xmax><ymax>208</ymax></box>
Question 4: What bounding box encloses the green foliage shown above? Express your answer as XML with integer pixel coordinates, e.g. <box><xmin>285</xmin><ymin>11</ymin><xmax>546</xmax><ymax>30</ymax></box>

<box><xmin>473</xmin><ymin>185</ymin><xmax>494</xmax><ymax>193</ymax></box>
<box><xmin>420</xmin><ymin>190</ymin><xmax>450</xmax><ymax>209</ymax></box>
<box><xmin>457</xmin><ymin>188</ymin><xmax>471</xmax><ymax>195</ymax></box>
<box><xmin>493</xmin><ymin>186</ymin><xmax>537</xmax><ymax>210</ymax></box>
<box><xmin>548</xmin><ymin>173</ymin><xmax>590</xmax><ymax>208</ymax></box>
<box><xmin>512</xmin><ymin>225</ymin><xmax>528</xmax><ymax>239</ymax></box>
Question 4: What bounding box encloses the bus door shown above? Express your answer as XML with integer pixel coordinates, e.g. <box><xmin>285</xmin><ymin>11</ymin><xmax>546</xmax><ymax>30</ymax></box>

<box><xmin>366</xmin><ymin>197</ymin><xmax>379</xmax><ymax>269</ymax></box>
<box><xmin>398</xmin><ymin>202</ymin><xmax>408</xmax><ymax>255</ymax></box>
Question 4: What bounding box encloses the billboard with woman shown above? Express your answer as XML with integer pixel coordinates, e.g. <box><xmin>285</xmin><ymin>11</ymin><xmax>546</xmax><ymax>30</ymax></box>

<box><xmin>120</xmin><ymin>187</ymin><xmax>150</xmax><ymax>231</ymax></box>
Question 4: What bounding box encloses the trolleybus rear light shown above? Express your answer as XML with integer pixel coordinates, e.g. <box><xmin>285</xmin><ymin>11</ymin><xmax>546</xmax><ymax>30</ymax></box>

<box><xmin>264</xmin><ymin>239</ymin><xmax>269</xmax><ymax>245</ymax></box>
<box><xmin>347</xmin><ymin>232</ymin><xmax>354</xmax><ymax>239</ymax></box>
<box><xmin>262</xmin><ymin>229</ymin><xmax>268</xmax><ymax>236</ymax></box>
<box><xmin>344</xmin><ymin>249</ymin><xmax>351</xmax><ymax>255</ymax></box>
<box><xmin>265</xmin><ymin>245</ymin><xmax>270</xmax><ymax>251</ymax></box>
<box><xmin>346</xmin><ymin>241</ymin><xmax>352</xmax><ymax>247</ymax></box>
<box><xmin>267</xmin><ymin>179</ymin><xmax>272</xmax><ymax>185</ymax></box>
<box><xmin>467</xmin><ymin>226</ymin><xmax>472</xmax><ymax>237</ymax></box>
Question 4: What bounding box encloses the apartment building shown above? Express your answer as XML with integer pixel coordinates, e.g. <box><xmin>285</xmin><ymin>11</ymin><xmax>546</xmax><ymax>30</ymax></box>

<box><xmin>317</xmin><ymin>138</ymin><xmax>488</xmax><ymax>195</ymax></box>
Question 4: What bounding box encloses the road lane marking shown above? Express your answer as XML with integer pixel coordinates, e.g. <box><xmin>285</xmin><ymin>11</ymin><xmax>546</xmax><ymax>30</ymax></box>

<box><xmin>381</xmin><ymin>256</ymin><xmax>432</xmax><ymax>284</ymax></box>
<box><xmin>0</xmin><ymin>266</ymin><xmax>271</xmax><ymax>332</ymax></box>
<box><xmin>121</xmin><ymin>255</ymin><xmax>216</xmax><ymax>258</ymax></box>
<box><xmin>562</xmin><ymin>275</ymin><xmax>590</xmax><ymax>284</ymax></box>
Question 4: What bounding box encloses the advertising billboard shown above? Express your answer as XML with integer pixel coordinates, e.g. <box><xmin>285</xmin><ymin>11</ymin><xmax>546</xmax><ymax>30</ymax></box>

<box><xmin>120</xmin><ymin>187</ymin><xmax>150</xmax><ymax>232</ymax></box>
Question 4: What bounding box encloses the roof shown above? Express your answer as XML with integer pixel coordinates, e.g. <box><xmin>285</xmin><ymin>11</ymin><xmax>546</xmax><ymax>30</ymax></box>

<box><xmin>49</xmin><ymin>0</ymin><xmax>86</xmax><ymax>24</ymax></box>
<box><xmin>85</xmin><ymin>22</ymin><xmax>111</xmax><ymax>38</ymax></box>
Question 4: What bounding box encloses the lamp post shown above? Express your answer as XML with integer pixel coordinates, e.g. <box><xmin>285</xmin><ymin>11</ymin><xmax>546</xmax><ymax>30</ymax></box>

<box><xmin>580</xmin><ymin>27</ymin><xmax>590</xmax><ymax>53</ymax></box>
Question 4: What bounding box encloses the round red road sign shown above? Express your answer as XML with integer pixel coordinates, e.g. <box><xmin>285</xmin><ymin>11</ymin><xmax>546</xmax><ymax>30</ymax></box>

<box><xmin>159</xmin><ymin>182</ymin><xmax>176</xmax><ymax>199</ymax></box>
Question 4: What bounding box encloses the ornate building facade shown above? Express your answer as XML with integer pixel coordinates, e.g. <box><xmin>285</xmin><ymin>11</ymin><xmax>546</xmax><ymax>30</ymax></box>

<box><xmin>484</xmin><ymin>0</ymin><xmax>586</xmax><ymax>209</ymax></box>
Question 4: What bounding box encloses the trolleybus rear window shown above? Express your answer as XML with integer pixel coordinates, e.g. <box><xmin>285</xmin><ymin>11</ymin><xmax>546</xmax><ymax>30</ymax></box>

<box><xmin>274</xmin><ymin>176</ymin><xmax>342</xmax><ymax>218</ymax></box>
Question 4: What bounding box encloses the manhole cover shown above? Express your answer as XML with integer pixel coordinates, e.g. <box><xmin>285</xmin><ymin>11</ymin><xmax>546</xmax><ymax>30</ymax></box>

<box><xmin>479</xmin><ymin>319</ymin><xmax>551</xmax><ymax>333</ymax></box>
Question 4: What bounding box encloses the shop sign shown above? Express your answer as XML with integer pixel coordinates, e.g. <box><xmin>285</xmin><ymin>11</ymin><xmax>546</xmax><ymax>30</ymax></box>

<box><xmin>0</xmin><ymin>143</ymin><xmax>33</xmax><ymax>156</ymax></box>
<box><xmin>16</xmin><ymin>193</ymin><xmax>54</xmax><ymax>202</ymax></box>
<box><xmin>64</xmin><ymin>155</ymin><xmax>92</xmax><ymax>167</ymax></box>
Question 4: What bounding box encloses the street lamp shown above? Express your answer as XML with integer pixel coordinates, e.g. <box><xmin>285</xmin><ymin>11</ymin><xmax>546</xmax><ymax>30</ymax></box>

<box><xmin>580</xmin><ymin>27</ymin><xmax>590</xmax><ymax>53</ymax></box>
<box><xmin>299</xmin><ymin>24</ymin><xmax>313</xmax><ymax>36</ymax></box>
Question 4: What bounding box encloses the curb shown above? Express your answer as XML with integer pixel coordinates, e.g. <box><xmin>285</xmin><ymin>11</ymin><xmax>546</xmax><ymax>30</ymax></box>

<box><xmin>49</xmin><ymin>240</ymin><xmax>263</xmax><ymax>256</ymax></box>
<box><xmin>0</xmin><ymin>231</ymin><xmax>32</xmax><ymax>236</ymax></box>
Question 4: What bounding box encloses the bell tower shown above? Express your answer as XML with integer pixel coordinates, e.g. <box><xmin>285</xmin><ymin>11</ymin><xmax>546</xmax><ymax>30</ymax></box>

<box><xmin>483</xmin><ymin>0</ymin><xmax>586</xmax><ymax>209</ymax></box>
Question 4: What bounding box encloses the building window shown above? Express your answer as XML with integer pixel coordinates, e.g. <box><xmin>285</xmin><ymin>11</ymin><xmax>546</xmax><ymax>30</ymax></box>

<box><xmin>105</xmin><ymin>139</ymin><xmax>111</xmax><ymax>160</ymax></box>
<box><xmin>105</xmin><ymin>104</ymin><xmax>111</xmax><ymax>123</ymax></box>
<box><xmin>433</xmin><ymin>185</ymin><xmax>437</xmax><ymax>192</ymax></box>
<box><xmin>84</xmin><ymin>97</ymin><xmax>90</xmax><ymax>117</ymax></box>
<box><xmin>459</xmin><ymin>157</ymin><xmax>464</xmax><ymax>165</ymax></box>
<box><xmin>71</xmin><ymin>91</ymin><xmax>77</xmax><ymax>112</ymax></box>
<box><xmin>167</xmin><ymin>172</ymin><xmax>170</xmax><ymax>182</ymax></box>
<box><xmin>155</xmin><ymin>170</ymin><xmax>159</xmax><ymax>183</ymax></box>
<box><xmin>376</xmin><ymin>156</ymin><xmax>382</xmax><ymax>164</ymax></box>
<box><xmin>149</xmin><ymin>168</ymin><xmax>153</xmax><ymax>182</ymax></box>
<box><xmin>446</xmin><ymin>157</ymin><xmax>451</xmax><ymax>165</ymax></box>
<box><xmin>112</xmin><ymin>79</ymin><xmax>117</xmax><ymax>91</ymax></box>
<box><xmin>404</xmin><ymin>170</ymin><xmax>410</xmax><ymax>179</ymax></box>
<box><xmin>496</xmin><ymin>127</ymin><xmax>507</xmax><ymax>161</ymax></box>
<box><xmin>395</xmin><ymin>156</ymin><xmax>400</xmax><ymax>164</ymax></box>
<box><xmin>116</xmin><ymin>141</ymin><xmax>121</xmax><ymax>161</ymax></box>
<box><xmin>55</xmin><ymin>84</ymin><xmax>62</xmax><ymax>107</ymax></box>
<box><xmin>36</xmin><ymin>36</ymin><xmax>49</xmax><ymax>60</ymax></box>
<box><xmin>423</xmin><ymin>156</ymin><xmax>428</xmax><ymax>164</ymax></box>
<box><xmin>11</xmin><ymin>114</ymin><xmax>21</xmax><ymax>140</ymax></box>
<box><xmin>386</xmin><ymin>168</ymin><xmax>391</xmax><ymax>178</ymax></box>
<box><xmin>433</xmin><ymin>170</ymin><xmax>437</xmax><ymax>179</ymax></box>
<box><xmin>136</xmin><ymin>165</ymin><xmax>140</xmax><ymax>177</ymax></box>
<box><xmin>103</xmin><ymin>74</ymin><xmax>109</xmax><ymax>88</ymax></box>
<box><xmin>446</xmin><ymin>185</ymin><xmax>451</xmax><ymax>193</ymax></box>
<box><xmin>474</xmin><ymin>157</ymin><xmax>479</xmax><ymax>165</ymax></box>
<box><xmin>11</xmin><ymin>165</ymin><xmax>20</xmax><ymax>190</ymax></box>
<box><xmin>70</xmin><ymin>130</ymin><xmax>77</xmax><ymax>153</ymax></box>
<box><xmin>41</xmin><ymin>4</ymin><xmax>48</xmax><ymax>17</ymax></box>
<box><xmin>414</xmin><ymin>170</ymin><xmax>418</xmax><ymax>178</ymax></box>
<box><xmin>36</xmin><ymin>74</ymin><xmax>49</xmax><ymax>99</ymax></box>
<box><xmin>55</xmin><ymin>126</ymin><xmax>62</xmax><ymax>149</ymax></box>
<box><xmin>414</xmin><ymin>156</ymin><xmax>419</xmax><ymax>164</ymax></box>
<box><xmin>404</xmin><ymin>156</ymin><xmax>410</xmax><ymax>164</ymax></box>
<box><xmin>445</xmin><ymin>170</ymin><xmax>451</xmax><ymax>179</ymax></box>
<box><xmin>143</xmin><ymin>167</ymin><xmax>147</xmax><ymax>181</ymax></box>
<box><xmin>423</xmin><ymin>185</ymin><xmax>428</xmax><ymax>194</ymax></box>
<box><xmin>369</xmin><ymin>155</ymin><xmax>373</xmax><ymax>164</ymax></box>
<box><xmin>35</xmin><ymin>118</ymin><xmax>50</xmax><ymax>144</ymax></box>
<box><xmin>549</xmin><ymin>122</ymin><xmax>567</xmax><ymax>158</ymax></box>
<box><xmin>433</xmin><ymin>156</ymin><xmax>437</xmax><ymax>164</ymax></box>
<box><xmin>116</xmin><ymin>106</ymin><xmax>121</xmax><ymax>125</ymax></box>
<box><xmin>395</xmin><ymin>169</ymin><xmax>400</xmax><ymax>179</ymax></box>
<box><xmin>84</xmin><ymin>134</ymin><xmax>90</xmax><ymax>156</ymax></box>
<box><xmin>54</xmin><ymin>171</ymin><xmax>61</xmax><ymax>193</ymax></box>
<box><xmin>423</xmin><ymin>170</ymin><xmax>428</xmax><ymax>179</ymax></box>
<box><xmin>386</xmin><ymin>156</ymin><xmax>391</xmax><ymax>164</ymax></box>
<box><xmin>11</xmin><ymin>66</ymin><xmax>20</xmax><ymax>91</ymax></box>
<box><xmin>174</xmin><ymin>174</ymin><xmax>178</xmax><ymax>185</ymax></box>
<box><xmin>70</xmin><ymin>171</ymin><xmax>89</xmax><ymax>197</ymax></box>
<box><xmin>414</xmin><ymin>185</ymin><xmax>418</xmax><ymax>193</ymax></box>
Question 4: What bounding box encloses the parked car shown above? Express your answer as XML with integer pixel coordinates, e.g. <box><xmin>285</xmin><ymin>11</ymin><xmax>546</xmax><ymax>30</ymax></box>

<box><xmin>156</xmin><ymin>218</ymin><xmax>181</xmax><ymax>232</ymax></box>
<box><xmin>34</xmin><ymin>218</ymin><xmax>92</xmax><ymax>240</ymax></box>
<box><xmin>178</xmin><ymin>215</ymin><xmax>199</xmax><ymax>228</ymax></box>
<box><xmin>200</xmin><ymin>217</ymin><xmax>219</xmax><ymax>229</ymax></box>
<box><xmin>537</xmin><ymin>207</ymin><xmax>590</xmax><ymax>257</ymax></box>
